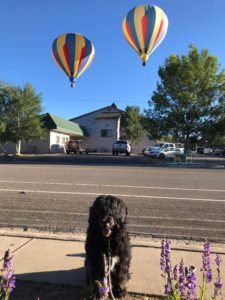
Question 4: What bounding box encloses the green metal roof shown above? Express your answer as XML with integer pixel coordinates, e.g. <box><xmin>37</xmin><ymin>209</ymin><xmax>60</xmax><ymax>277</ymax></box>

<box><xmin>42</xmin><ymin>113</ymin><xmax>88</xmax><ymax>136</ymax></box>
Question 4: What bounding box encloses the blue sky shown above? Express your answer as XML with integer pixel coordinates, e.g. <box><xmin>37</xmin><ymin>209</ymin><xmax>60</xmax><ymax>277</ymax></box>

<box><xmin>1</xmin><ymin>0</ymin><xmax>225</xmax><ymax>120</ymax></box>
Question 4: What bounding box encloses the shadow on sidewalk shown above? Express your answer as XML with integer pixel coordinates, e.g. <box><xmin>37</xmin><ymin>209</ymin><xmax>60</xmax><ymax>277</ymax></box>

<box><xmin>12</xmin><ymin>267</ymin><xmax>86</xmax><ymax>300</ymax></box>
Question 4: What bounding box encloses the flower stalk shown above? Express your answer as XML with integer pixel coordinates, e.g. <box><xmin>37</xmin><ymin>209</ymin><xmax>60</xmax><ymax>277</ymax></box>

<box><xmin>200</xmin><ymin>241</ymin><xmax>212</xmax><ymax>300</ymax></box>
<box><xmin>212</xmin><ymin>254</ymin><xmax>222</xmax><ymax>300</ymax></box>
<box><xmin>0</xmin><ymin>250</ymin><xmax>16</xmax><ymax>300</ymax></box>
<box><xmin>94</xmin><ymin>254</ymin><xmax>109</xmax><ymax>300</ymax></box>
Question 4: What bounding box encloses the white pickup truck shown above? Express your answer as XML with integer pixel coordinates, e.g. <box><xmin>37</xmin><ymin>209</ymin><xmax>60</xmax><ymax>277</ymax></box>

<box><xmin>112</xmin><ymin>140</ymin><xmax>131</xmax><ymax>156</ymax></box>
<box><xmin>143</xmin><ymin>142</ymin><xmax>184</xmax><ymax>159</ymax></box>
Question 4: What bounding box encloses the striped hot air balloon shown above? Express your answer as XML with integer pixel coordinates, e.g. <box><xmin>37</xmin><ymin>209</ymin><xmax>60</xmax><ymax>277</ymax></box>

<box><xmin>52</xmin><ymin>33</ymin><xmax>95</xmax><ymax>87</ymax></box>
<box><xmin>122</xmin><ymin>4</ymin><xmax>168</xmax><ymax>66</ymax></box>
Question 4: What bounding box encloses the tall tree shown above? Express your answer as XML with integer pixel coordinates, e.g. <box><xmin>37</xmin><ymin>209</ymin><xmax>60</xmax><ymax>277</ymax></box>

<box><xmin>0</xmin><ymin>83</ymin><xmax>45</xmax><ymax>155</ymax></box>
<box><xmin>201</xmin><ymin>117</ymin><xmax>225</xmax><ymax>146</ymax></box>
<box><xmin>144</xmin><ymin>45</ymin><xmax>225</xmax><ymax>152</ymax></box>
<box><xmin>0</xmin><ymin>82</ymin><xmax>6</xmax><ymax>135</ymax></box>
<box><xmin>122</xmin><ymin>106</ymin><xmax>144</xmax><ymax>145</ymax></box>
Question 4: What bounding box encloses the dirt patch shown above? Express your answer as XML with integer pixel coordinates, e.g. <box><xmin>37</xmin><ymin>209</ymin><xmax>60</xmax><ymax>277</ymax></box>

<box><xmin>10</xmin><ymin>281</ymin><xmax>161</xmax><ymax>300</ymax></box>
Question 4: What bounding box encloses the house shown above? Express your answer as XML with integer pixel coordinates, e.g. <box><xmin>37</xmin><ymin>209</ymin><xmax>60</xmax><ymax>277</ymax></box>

<box><xmin>2</xmin><ymin>113</ymin><xmax>87</xmax><ymax>154</ymax></box>
<box><xmin>69</xmin><ymin>103</ymin><xmax>123</xmax><ymax>152</ymax></box>
<box><xmin>70</xmin><ymin>103</ymin><xmax>156</xmax><ymax>153</ymax></box>
<box><xmin>2</xmin><ymin>104</ymin><xmax>154</xmax><ymax>154</ymax></box>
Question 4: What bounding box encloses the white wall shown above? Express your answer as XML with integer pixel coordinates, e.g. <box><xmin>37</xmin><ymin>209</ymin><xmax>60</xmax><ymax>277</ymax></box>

<box><xmin>1</xmin><ymin>142</ymin><xmax>16</xmax><ymax>154</ymax></box>
<box><xmin>21</xmin><ymin>132</ymin><xmax>50</xmax><ymax>154</ymax></box>
<box><xmin>72</xmin><ymin>110</ymin><xmax>120</xmax><ymax>152</ymax></box>
<box><xmin>49</xmin><ymin>131</ymin><xmax>70</xmax><ymax>153</ymax></box>
<box><xmin>2</xmin><ymin>131</ymin><xmax>71</xmax><ymax>154</ymax></box>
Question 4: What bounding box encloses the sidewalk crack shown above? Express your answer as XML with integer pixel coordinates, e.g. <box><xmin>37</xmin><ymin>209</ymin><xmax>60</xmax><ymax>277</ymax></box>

<box><xmin>0</xmin><ymin>237</ymin><xmax>33</xmax><ymax>261</ymax></box>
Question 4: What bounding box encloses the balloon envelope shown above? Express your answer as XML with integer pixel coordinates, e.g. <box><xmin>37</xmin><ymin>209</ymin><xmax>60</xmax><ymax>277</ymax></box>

<box><xmin>122</xmin><ymin>5</ymin><xmax>168</xmax><ymax>66</ymax></box>
<box><xmin>52</xmin><ymin>33</ymin><xmax>95</xmax><ymax>87</ymax></box>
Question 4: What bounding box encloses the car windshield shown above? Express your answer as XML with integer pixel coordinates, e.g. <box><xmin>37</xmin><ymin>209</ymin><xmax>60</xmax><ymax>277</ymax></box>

<box><xmin>175</xmin><ymin>143</ymin><xmax>184</xmax><ymax>148</ymax></box>
<box><xmin>117</xmin><ymin>141</ymin><xmax>127</xmax><ymax>144</ymax></box>
<box><xmin>152</xmin><ymin>143</ymin><xmax>164</xmax><ymax>147</ymax></box>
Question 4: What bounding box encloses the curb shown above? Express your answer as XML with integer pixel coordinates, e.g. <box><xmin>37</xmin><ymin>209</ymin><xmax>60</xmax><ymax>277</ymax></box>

<box><xmin>1</xmin><ymin>229</ymin><xmax>225</xmax><ymax>254</ymax></box>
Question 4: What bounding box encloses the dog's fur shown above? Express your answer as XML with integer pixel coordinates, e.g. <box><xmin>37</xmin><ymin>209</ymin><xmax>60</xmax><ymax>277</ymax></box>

<box><xmin>85</xmin><ymin>195</ymin><xmax>131</xmax><ymax>299</ymax></box>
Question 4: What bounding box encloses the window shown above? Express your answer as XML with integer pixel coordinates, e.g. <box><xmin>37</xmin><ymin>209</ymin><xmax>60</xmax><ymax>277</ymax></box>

<box><xmin>62</xmin><ymin>137</ymin><xmax>68</xmax><ymax>144</ymax></box>
<box><xmin>56</xmin><ymin>135</ymin><xmax>60</xmax><ymax>144</ymax></box>
<box><xmin>101</xmin><ymin>129</ymin><xmax>113</xmax><ymax>137</ymax></box>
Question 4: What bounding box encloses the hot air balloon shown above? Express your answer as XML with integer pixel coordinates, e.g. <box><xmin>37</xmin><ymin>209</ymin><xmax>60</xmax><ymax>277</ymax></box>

<box><xmin>52</xmin><ymin>33</ymin><xmax>95</xmax><ymax>87</ymax></box>
<box><xmin>122</xmin><ymin>4</ymin><xmax>168</xmax><ymax>66</ymax></box>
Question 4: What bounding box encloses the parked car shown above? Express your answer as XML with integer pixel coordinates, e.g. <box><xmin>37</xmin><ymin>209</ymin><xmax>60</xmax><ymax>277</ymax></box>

<box><xmin>197</xmin><ymin>147</ymin><xmax>213</xmax><ymax>154</ymax></box>
<box><xmin>112</xmin><ymin>140</ymin><xmax>131</xmax><ymax>156</ymax></box>
<box><xmin>203</xmin><ymin>148</ymin><xmax>213</xmax><ymax>154</ymax></box>
<box><xmin>142</xmin><ymin>142</ymin><xmax>184</xmax><ymax>159</ymax></box>
<box><xmin>222</xmin><ymin>148</ymin><xmax>225</xmax><ymax>156</ymax></box>
<box><xmin>65</xmin><ymin>140</ymin><xmax>89</xmax><ymax>154</ymax></box>
<box><xmin>197</xmin><ymin>147</ymin><xmax>204</xmax><ymax>154</ymax></box>
<box><xmin>212</xmin><ymin>147</ymin><xmax>225</xmax><ymax>156</ymax></box>
<box><xmin>143</xmin><ymin>146</ymin><xmax>184</xmax><ymax>160</ymax></box>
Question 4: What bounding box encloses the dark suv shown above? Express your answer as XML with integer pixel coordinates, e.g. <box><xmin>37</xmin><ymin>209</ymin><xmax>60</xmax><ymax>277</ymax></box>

<box><xmin>65</xmin><ymin>140</ymin><xmax>88</xmax><ymax>154</ymax></box>
<box><xmin>197</xmin><ymin>147</ymin><xmax>204</xmax><ymax>154</ymax></box>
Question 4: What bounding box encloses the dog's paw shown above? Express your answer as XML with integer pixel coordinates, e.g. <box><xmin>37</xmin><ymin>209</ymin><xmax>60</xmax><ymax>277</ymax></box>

<box><xmin>90</xmin><ymin>295</ymin><xmax>103</xmax><ymax>300</ymax></box>
<box><xmin>112</xmin><ymin>286</ymin><xmax>127</xmax><ymax>298</ymax></box>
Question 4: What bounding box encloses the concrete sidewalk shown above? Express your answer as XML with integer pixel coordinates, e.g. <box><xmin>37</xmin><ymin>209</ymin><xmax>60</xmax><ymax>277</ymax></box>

<box><xmin>1</xmin><ymin>230</ymin><xmax>225</xmax><ymax>297</ymax></box>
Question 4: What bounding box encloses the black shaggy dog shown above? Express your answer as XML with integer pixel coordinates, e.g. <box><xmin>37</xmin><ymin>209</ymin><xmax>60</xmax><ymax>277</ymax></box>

<box><xmin>85</xmin><ymin>195</ymin><xmax>131</xmax><ymax>299</ymax></box>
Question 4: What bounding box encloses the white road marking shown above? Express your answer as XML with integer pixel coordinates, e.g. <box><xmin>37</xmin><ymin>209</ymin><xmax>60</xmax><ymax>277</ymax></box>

<box><xmin>1</xmin><ymin>164</ymin><xmax>224</xmax><ymax>175</ymax></box>
<box><xmin>0</xmin><ymin>188</ymin><xmax>225</xmax><ymax>202</ymax></box>
<box><xmin>0</xmin><ymin>208</ymin><xmax>87</xmax><ymax>215</ymax></box>
<box><xmin>0</xmin><ymin>180</ymin><xmax>225</xmax><ymax>193</ymax></box>
<box><xmin>129</xmin><ymin>215</ymin><xmax>225</xmax><ymax>223</ymax></box>
<box><xmin>1</xmin><ymin>208</ymin><xmax>225</xmax><ymax>224</ymax></box>
<box><xmin>0</xmin><ymin>180</ymin><xmax>72</xmax><ymax>185</ymax></box>
<box><xmin>77</xmin><ymin>183</ymin><xmax>225</xmax><ymax>193</ymax></box>
<box><xmin>129</xmin><ymin>225</ymin><xmax>225</xmax><ymax>232</ymax></box>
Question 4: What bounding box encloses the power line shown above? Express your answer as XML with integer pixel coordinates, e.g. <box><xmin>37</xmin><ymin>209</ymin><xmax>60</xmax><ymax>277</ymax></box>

<box><xmin>44</xmin><ymin>97</ymin><xmax>149</xmax><ymax>104</ymax></box>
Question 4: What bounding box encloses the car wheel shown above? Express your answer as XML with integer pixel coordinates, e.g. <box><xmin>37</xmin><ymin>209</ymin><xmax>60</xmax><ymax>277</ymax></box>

<box><xmin>66</xmin><ymin>150</ymin><xmax>70</xmax><ymax>154</ymax></box>
<box><xmin>159</xmin><ymin>153</ymin><xmax>165</xmax><ymax>160</ymax></box>
<box><xmin>112</xmin><ymin>151</ymin><xmax>115</xmax><ymax>155</ymax></box>
<box><xmin>126</xmin><ymin>151</ymin><xmax>130</xmax><ymax>156</ymax></box>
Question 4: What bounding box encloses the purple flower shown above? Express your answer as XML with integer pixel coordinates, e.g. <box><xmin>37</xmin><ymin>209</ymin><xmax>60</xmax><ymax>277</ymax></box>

<box><xmin>99</xmin><ymin>277</ymin><xmax>109</xmax><ymax>296</ymax></box>
<box><xmin>160</xmin><ymin>240</ymin><xmax>165</xmax><ymax>277</ymax></box>
<box><xmin>173</xmin><ymin>264</ymin><xmax>178</xmax><ymax>280</ymax></box>
<box><xmin>165</xmin><ymin>240</ymin><xmax>171</xmax><ymax>274</ymax></box>
<box><xmin>164</xmin><ymin>283</ymin><xmax>172</xmax><ymax>295</ymax></box>
<box><xmin>178</xmin><ymin>259</ymin><xmax>186</xmax><ymax>297</ymax></box>
<box><xmin>201</xmin><ymin>241</ymin><xmax>212</xmax><ymax>283</ymax></box>
<box><xmin>215</xmin><ymin>254</ymin><xmax>222</xmax><ymax>267</ymax></box>
<box><xmin>163</xmin><ymin>240</ymin><xmax>173</xmax><ymax>295</ymax></box>
<box><xmin>160</xmin><ymin>240</ymin><xmax>173</xmax><ymax>295</ymax></box>
<box><xmin>214</xmin><ymin>254</ymin><xmax>222</xmax><ymax>297</ymax></box>
<box><xmin>214</xmin><ymin>279</ymin><xmax>222</xmax><ymax>296</ymax></box>
<box><xmin>1</xmin><ymin>250</ymin><xmax>16</xmax><ymax>297</ymax></box>
<box><xmin>186</xmin><ymin>266</ymin><xmax>197</xmax><ymax>300</ymax></box>
<box><xmin>95</xmin><ymin>276</ymin><xmax>109</xmax><ymax>299</ymax></box>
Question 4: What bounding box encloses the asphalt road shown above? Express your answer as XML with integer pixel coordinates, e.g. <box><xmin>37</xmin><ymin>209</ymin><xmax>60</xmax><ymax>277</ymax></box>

<box><xmin>0</xmin><ymin>154</ymin><xmax>225</xmax><ymax>242</ymax></box>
